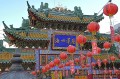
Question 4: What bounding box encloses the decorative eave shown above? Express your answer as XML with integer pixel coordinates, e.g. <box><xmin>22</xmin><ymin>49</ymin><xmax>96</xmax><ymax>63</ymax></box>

<box><xmin>27</xmin><ymin>4</ymin><xmax>104</xmax><ymax>24</ymax></box>
<box><xmin>3</xmin><ymin>22</ymin><xmax>50</xmax><ymax>48</ymax></box>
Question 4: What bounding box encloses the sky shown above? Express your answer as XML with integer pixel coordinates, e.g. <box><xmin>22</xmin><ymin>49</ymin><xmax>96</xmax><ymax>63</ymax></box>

<box><xmin>0</xmin><ymin>0</ymin><xmax>120</xmax><ymax>47</ymax></box>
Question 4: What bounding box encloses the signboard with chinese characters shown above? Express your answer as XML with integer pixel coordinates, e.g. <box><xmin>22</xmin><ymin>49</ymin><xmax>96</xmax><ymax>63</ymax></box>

<box><xmin>52</xmin><ymin>34</ymin><xmax>77</xmax><ymax>49</ymax></box>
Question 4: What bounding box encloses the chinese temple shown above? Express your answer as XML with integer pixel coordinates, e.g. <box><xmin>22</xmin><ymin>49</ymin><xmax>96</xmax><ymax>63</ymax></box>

<box><xmin>2</xmin><ymin>1</ymin><xmax>120</xmax><ymax>79</ymax></box>
<box><xmin>0</xmin><ymin>40</ymin><xmax>35</xmax><ymax>72</ymax></box>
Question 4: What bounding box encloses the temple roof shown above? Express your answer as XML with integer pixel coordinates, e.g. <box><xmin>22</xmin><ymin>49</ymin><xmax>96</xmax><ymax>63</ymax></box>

<box><xmin>3</xmin><ymin>20</ymin><xmax>50</xmax><ymax>48</ymax></box>
<box><xmin>0</xmin><ymin>54</ymin><xmax>36</xmax><ymax>79</ymax></box>
<box><xmin>0</xmin><ymin>40</ymin><xmax>35</xmax><ymax>63</ymax></box>
<box><xmin>27</xmin><ymin>1</ymin><xmax>104</xmax><ymax>24</ymax></box>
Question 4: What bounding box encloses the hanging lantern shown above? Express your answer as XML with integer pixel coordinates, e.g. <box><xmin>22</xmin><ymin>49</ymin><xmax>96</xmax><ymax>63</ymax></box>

<box><xmin>86</xmin><ymin>64</ymin><xmax>90</xmax><ymax>68</ymax></box>
<box><xmin>102</xmin><ymin>59</ymin><xmax>108</xmax><ymax>64</ymax></box>
<box><xmin>91</xmin><ymin>62</ymin><xmax>96</xmax><ymax>67</ymax></box>
<box><xmin>114</xmin><ymin>35</ymin><xmax>120</xmax><ymax>42</ymax></box>
<box><xmin>80</xmin><ymin>54</ymin><xmax>86</xmax><ymax>60</ymax></box>
<box><xmin>103</xmin><ymin>3</ymin><xmax>118</xmax><ymax>16</ymax></box>
<box><xmin>42</xmin><ymin>67</ymin><xmax>46</xmax><ymax>73</ymax></box>
<box><xmin>104</xmin><ymin>70</ymin><xmax>108</xmax><ymax>74</ymax></box>
<box><xmin>114</xmin><ymin>69</ymin><xmax>120</xmax><ymax>74</ymax></box>
<box><xmin>86</xmin><ymin>52</ymin><xmax>92</xmax><ymax>57</ymax></box>
<box><xmin>45</xmin><ymin>64</ymin><xmax>50</xmax><ymax>71</ymax></box>
<box><xmin>31</xmin><ymin>71</ymin><xmax>36</xmax><ymax>76</ymax></box>
<box><xmin>59</xmin><ymin>52</ymin><xmax>68</xmax><ymax>60</ymax></box>
<box><xmin>65</xmin><ymin>61</ymin><xmax>70</xmax><ymax>66</ymax></box>
<box><xmin>110</xmin><ymin>56</ymin><xmax>116</xmax><ymax>62</ymax></box>
<box><xmin>109</xmin><ymin>70</ymin><xmax>112</xmax><ymax>74</ymax></box>
<box><xmin>81</xmin><ymin>64</ymin><xmax>85</xmax><ymax>68</ymax></box>
<box><xmin>49</xmin><ymin>61</ymin><xmax>55</xmax><ymax>68</ymax></box>
<box><xmin>54</xmin><ymin>58</ymin><xmax>60</xmax><ymax>65</ymax></box>
<box><xmin>67</xmin><ymin>45</ymin><xmax>76</xmax><ymax>54</ymax></box>
<box><xmin>76</xmin><ymin>35</ymin><xmax>87</xmax><ymax>46</ymax></box>
<box><xmin>74</xmin><ymin>58</ymin><xmax>79</xmax><ymax>63</ymax></box>
<box><xmin>103</xmin><ymin>42</ymin><xmax>111</xmax><ymax>49</ymax></box>
<box><xmin>87</xmin><ymin>22</ymin><xmax>100</xmax><ymax>35</ymax></box>
<box><xmin>58</xmin><ymin>63</ymin><xmax>64</xmax><ymax>68</ymax></box>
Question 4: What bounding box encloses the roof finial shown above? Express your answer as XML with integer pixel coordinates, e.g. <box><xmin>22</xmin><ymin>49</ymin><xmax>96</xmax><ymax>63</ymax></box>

<box><xmin>27</xmin><ymin>1</ymin><xmax>31</xmax><ymax>8</ymax></box>
<box><xmin>2</xmin><ymin>21</ymin><xmax>9</xmax><ymax>29</ymax></box>
<box><xmin>109</xmin><ymin>0</ymin><xmax>112</xmax><ymax>2</ymax></box>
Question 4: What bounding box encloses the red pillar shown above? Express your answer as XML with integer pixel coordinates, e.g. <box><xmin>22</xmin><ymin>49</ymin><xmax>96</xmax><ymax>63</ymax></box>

<box><xmin>87</xmin><ymin>74</ymin><xmax>93</xmax><ymax>79</ymax></box>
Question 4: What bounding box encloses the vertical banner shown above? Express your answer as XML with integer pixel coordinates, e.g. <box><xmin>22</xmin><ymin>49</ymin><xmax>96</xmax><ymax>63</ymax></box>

<box><xmin>110</xmin><ymin>26</ymin><xmax>115</xmax><ymax>43</ymax></box>
<box><xmin>35</xmin><ymin>49</ymin><xmax>40</xmax><ymax>70</ymax></box>
<box><xmin>92</xmin><ymin>40</ymin><xmax>97</xmax><ymax>55</ymax></box>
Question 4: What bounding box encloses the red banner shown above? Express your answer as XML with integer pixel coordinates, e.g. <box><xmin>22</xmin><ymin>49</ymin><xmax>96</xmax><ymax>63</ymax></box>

<box><xmin>92</xmin><ymin>40</ymin><xmax>98</xmax><ymax>55</ymax></box>
<box><xmin>110</xmin><ymin>26</ymin><xmax>115</xmax><ymax>43</ymax></box>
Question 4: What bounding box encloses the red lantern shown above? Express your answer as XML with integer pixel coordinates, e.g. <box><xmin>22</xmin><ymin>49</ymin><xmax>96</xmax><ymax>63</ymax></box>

<box><xmin>54</xmin><ymin>58</ymin><xmax>60</xmax><ymax>65</ymax></box>
<box><xmin>104</xmin><ymin>70</ymin><xmax>108</xmax><ymax>74</ymax></box>
<box><xmin>102</xmin><ymin>59</ymin><xmax>108</xmax><ymax>64</ymax></box>
<box><xmin>80</xmin><ymin>54</ymin><xmax>86</xmax><ymax>60</ymax></box>
<box><xmin>76</xmin><ymin>35</ymin><xmax>87</xmax><ymax>46</ymax></box>
<box><xmin>42</xmin><ymin>67</ymin><xmax>46</xmax><ymax>73</ymax></box>
<box><xmin>67</xmin><ymin>45</ymin><xmax>76</xmax><ymax>54</ymax></box>
<box><xmin>87</xmin><ymin>22</ymin><xmax>100</xmax><ymax>35</ymax></box>
<box><xmin>31</xmin><ymin>71</ymin><xmax>36</xmax><ymax>76</ymax></box>
<box><xmin>97</xmin><ymin>47</ymin><xmax>101</xmax><ymax>54</ymax></box>
<box><xmin>103</xmin><ymin>3</ymin><xmax>118</xmax><ymax>16</ymax></box>
<box><xmin>49</xmin><ymin>61</ymin><xmax>55</xmax><ymax>68</ymax></box>
<box><xmin>103</xmin><ymin>42</ymin><xmax>111</xmax><ymax>49</ymax></box>
<box><xmin>91</xmin><ymin>62</ymin><xmax>96</xmax><ymax>67</ymax></box>
<box><xmin>86</xmin><ymin>52</ymin><xmax>92</xmax><ymax>57</ymax></box>
<box><xmin>110</xmin><ymin>56</ymin><xmax>116</xmax><ymax>62</ymax></box>
<box><xmin>65</xmin><ymin>62</ymin><xmax>70</xmax><ymax>66</ymax></box>
<box><xmin>109</xmin><ymin>70</ymin><xmax>112</xmax><ymax>74</ymax></box>
<box><xmin>74</xmin><ymin>58</ymin><xmax>79</xmax><ymax>63</ymax></box>
<box><xmin>58</xmin><ymin>64</ymin><xmax>64</xmax><ymax>68</ymax></box>
<box><xmin>45</xmin><ymin>64</ymin><xmax>50</xmax><ymax>70</ymax></box>
<box><xmin>59</xmin><ymin>52</ymin><xmax>68</xmax><ymax>60</ymax></box>
<box><xmin>86</xmin><ymin>64</ymin><xmax>90</xmax><ymax>68</ymax></box>
<box><xmin>81</xmin><ymin>64</ymin><xmax>85</xmax><ymax>68</ymax></box>
<box><xmin>114</xmin><ymin>69</ymin><xmax>120</xmax><ymax>74</ymax></box>
<box><xmin>114</xmin><ymin>35</ymin><xmax>120</xmax><ymax>42</ymax></box>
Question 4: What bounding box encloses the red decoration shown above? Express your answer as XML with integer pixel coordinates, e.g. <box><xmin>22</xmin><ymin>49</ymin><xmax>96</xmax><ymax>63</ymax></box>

<box><xmin>65</xmin><ymin>62</ymin><xmax>70</xmax><ymax>66</ymax></box>
<box><xmin>97</xmin><ymin>59</ymin><xmax>101</xmax><ymax>67</ymax></box>
<box><xmin>58</xmin><ymin>64</ymin><xmax>64</xmax><ymax>68</ymax></box>
<box><xmin>114</xmin><ymin>69</ymin><xmax>120</xmax><ymax>74</ymax></box>
<box><xmin>80</xmin><ymin>54</ymin><xmax>86</xmax><ymax>60</ymax></box>
<box><xmin>59</xmin><ymin>52</ymin><xmax>68</xmax><ymax>60</ymax></box>
<box><xmin>97</xmin><ymin>47</ymin><xmax>101</xmax><ymax>54</ymax></box>
<box><xmin>102</xmin><ymin>59</ymin><xmax>108</xmax><ymax>64</ymax></box>
<box><xmin>45</xmin><ymin>64</ymin><xmax>50</xmax><ymax>70</ymax></box>
<box><xmin>114</xmin><ymin>35</ymin><xmax>120</xmax><ymax>42</ymax></box>
<box><xmin>103</xmin><ymin>42</ymin><xmax>111</xmax><ymax>49</ymax></box>
<box><xmin>76</xmin><ymin>35</ymin><xmax>87</xmax><ymax>46</ymax></box>
<box><xmin>74</xmin><ymin>58</ymin><xmax>79</xmax><ymax>63</ymax></box>
<box><xmin>87</xmin><ymin>22</ymin><xmax>100</xmax><ymax>35</ymax></box>
<box><xmin>86</xmin><ymin>64</ymin><xmax>90</xmax><ymax>68</ymax></box>
<box><xmin>67</xmin><ymin>45</ymin><xmax>76</xmax><ymax>54</ymax></box>
<box><xmin>103</xmin><ymin>3</ymin><xmax>118</xmax><ymax>16</ymax></box>
<box><xmin>81</xmin><ymin>64</ymin><xmax>85</xmax><ymax>68</ymax></box>
<box><xmin>91</xmin><ymin>62</ymin><xmax>96</xmax><ymax>67</ymax></box>
<box><xmin>42</xmin><ymin>67</ymin><xmax>46</xmax><ymax>73</ymax></box>
<box><xmin>49</xmin><ymin>61</ymin><xmax>55</xmax><ymax>68</ymax></box>
<box><xmin>110</xmin><ymin>56</ymin><xmax>116</xmax><ymax>62</ymax></box>
<box><xmin>31</xmin><ymin>71</ymin><xmax>36</xmax><ymax>76</ymax></box>
<box><xmin>86</xmin><ymin>52</ymin><xmax>92</xmax><ymax>57</ymax></box>
<box><xmin>54</xmin><ymin>58</ymin><xmax>60</xmax><ymax>65</ymax></box>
